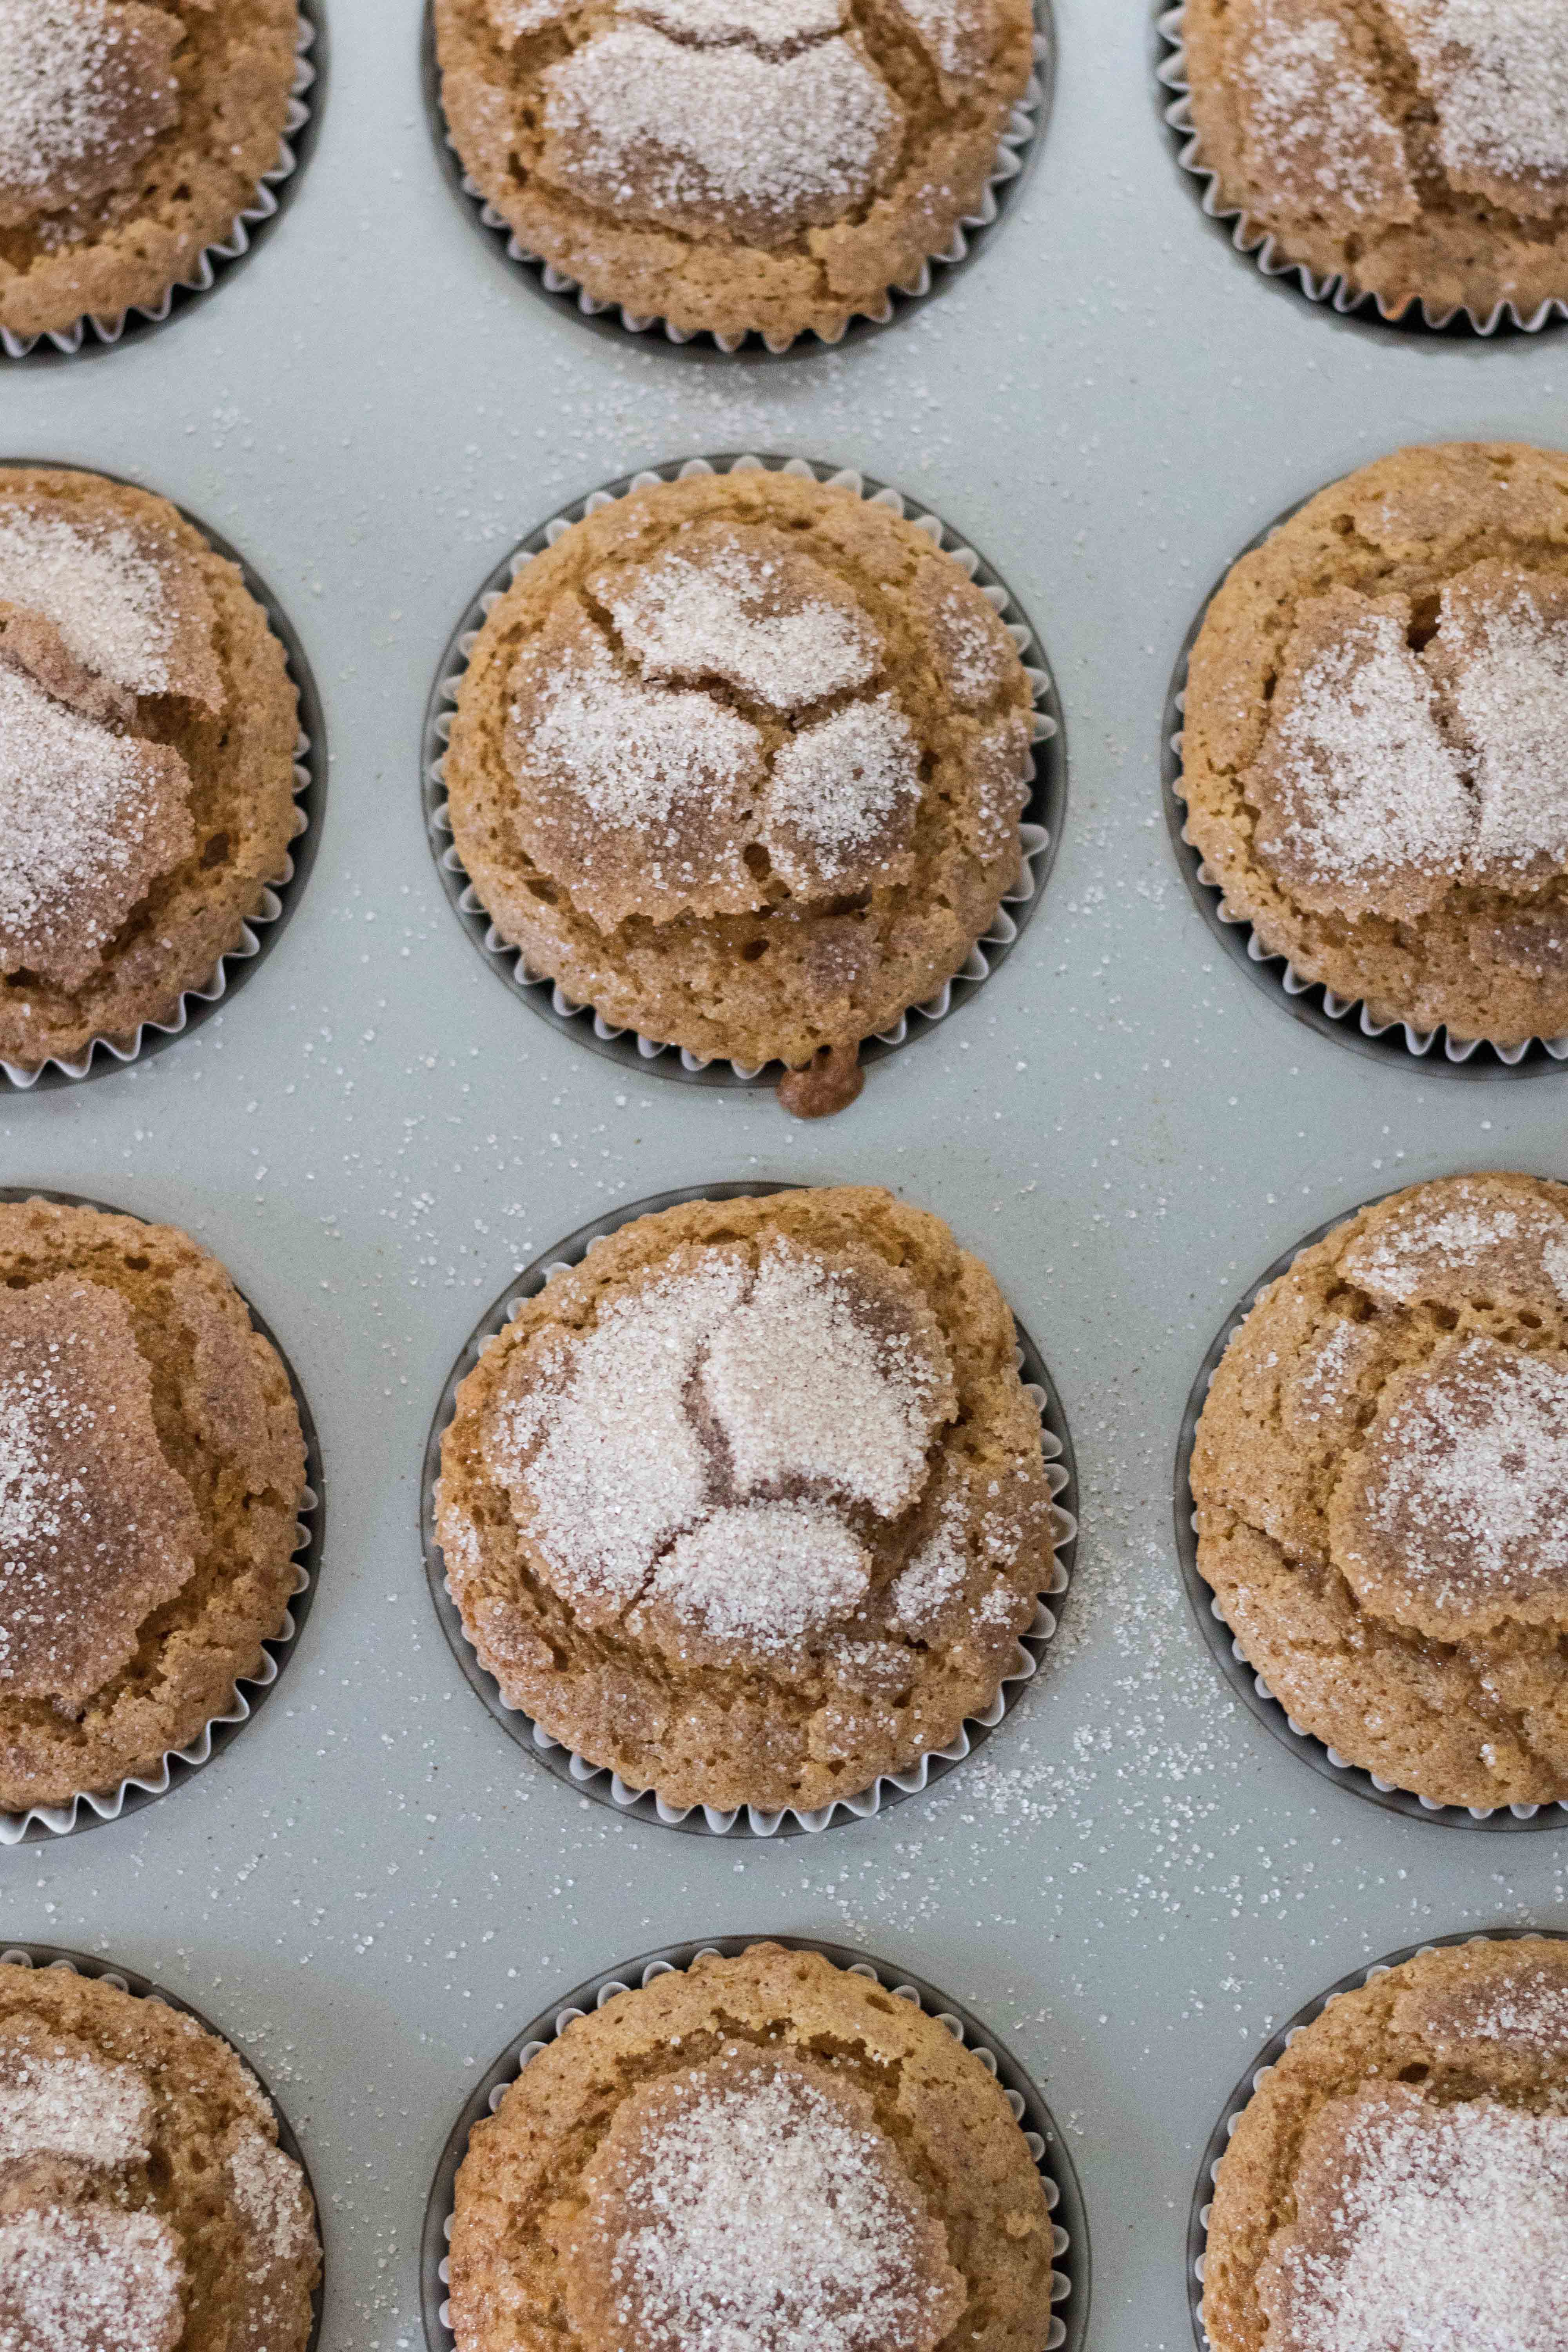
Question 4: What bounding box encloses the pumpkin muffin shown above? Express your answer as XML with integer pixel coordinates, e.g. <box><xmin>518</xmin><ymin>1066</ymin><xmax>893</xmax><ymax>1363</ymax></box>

<box><xmin>0</xmin><ymin>465</ymin><xmax>301</xmax><ymax>1074</ymax></box>
<box><xmin>434</xmin><ymin>0</ymin><xmax>1036</xmax><ymax>346</ymax></box>
<box><xmin>1191</xmin><ymin>1172</ymin><xmax>1568</xmax><ymax>1811</ymax></box>
<box><xmin>442</xmin><ymin>466</ymin><xmax>1039</xmax><ymax>1111</ymax></box>
<box><xmin>1203</xmin><ymin>1936</ymin><xmax>1568</xmax><ymax>2352</ymax></box>
<box><xmin>1179</xmin><ymin>0</ymin><xmax>1568</xmax><ymax>324</ymax></box>
<box><xmin>0</xmin><ymin>0</ymin><xmax>303</xmax><ymax>346</ymax></box>
<box><xmin>0</xmin><ymin>1959</ymin><xmax>319</xmax><ymax>2350</ymax></box>
<box><xmin>434</xmin><ymin>1187</ymin><xmax>1060</xmax><ymax>1817</ymax></box>
<box><xmin>0</xmin><ymin>1197</ymin><xmax>308</xmax><ymax>1815</ymax></box>
<box><xmin>1181</xmin><ymin>443</ymin><xmax>1568</xmax><ymax>1049</ymax></box>
<box><xmin>448</xmin><ymin>1942</ymin><xmax>1056</xmax><ymax>2352</ymax></box>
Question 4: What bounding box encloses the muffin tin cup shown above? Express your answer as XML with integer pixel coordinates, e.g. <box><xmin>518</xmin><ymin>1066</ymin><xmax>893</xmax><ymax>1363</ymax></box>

<box><xmin>421</xmin><ymin>1179</ymin><xmax>1078</xmax><ymax>1838</ymax></box>
<box><xmin>1156</xmin><ymin>6</ymin><xmax>1568</xmax><ymax>338</ymax></box>
<box><xmin>0</xmin><ymin>1941</ymin><xmax>324</xmax><ymax>2352</ymax></box>
<box><xmin>0</xmin><ymin>1187</ymin><xmax>325</xmax><ymax>1849</ymax></box>
<box><xmin>1162</xmin><ymin>491</ymin><xmax>1568</xmax><ymax>1078</ymax></box>
<box><xmin>1187</xmin><ymin>1926</ymin><xmax>1568</xmax><ymax>2352</ymax></box>
<box><xmin>3</xmin><ymin>7</ymin><xmax>323</xmax><ymax>362</ymax></box>
<box><xmin>1174</xmin><ymin>1189</ymin><xmax>1568</xmax><ymax>1833</ymax></box>
<box><xmin>424</xmin><ymin>452</ymin><xmax>1065</xmax><ymax>1092</ymax></box>
<box><xmin>423</xmin><ymin>4</ymin><xmax>1053</xmax><ymax>358</ymax></box>
<box><xmin>0</xmin><ymin>461</ymin><xmax>326</xmax><ymax>1091</ymax></box>
<box><xmin>422</xmin><ymin>1933</ymin><xmax>1087</xmax><ymax>2352</ymax></box>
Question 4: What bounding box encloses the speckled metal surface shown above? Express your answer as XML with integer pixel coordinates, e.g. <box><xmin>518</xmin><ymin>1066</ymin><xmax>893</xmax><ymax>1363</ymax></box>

<box><xmin>2</xmin><ymin>6</ymin><xmax>1564</xmax><ymax>2348</ymax></box>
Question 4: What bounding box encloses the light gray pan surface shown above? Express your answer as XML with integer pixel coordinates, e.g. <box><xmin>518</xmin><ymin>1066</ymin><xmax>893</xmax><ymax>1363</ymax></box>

<box><xmin>2</xmin><ymin>5</ymin><xmax>1565</xmax><ymax>2349</ymax></box>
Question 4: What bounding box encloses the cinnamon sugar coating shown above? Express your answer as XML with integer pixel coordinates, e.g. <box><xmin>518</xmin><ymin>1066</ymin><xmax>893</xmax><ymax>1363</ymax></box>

<box><xmin>1191</xmin><ymin>1171</ymin><xmax>1568</xmax><ymax>1808</ymax></box>
<box><xmin>448</xmin><ymin>1944</ymin><xmax>1055</xmax><ymax>2352</ymax></box>
<box><xmin>0</xmin><ymin>1200</ymin><xmax>307</xmax><ymax>1813</ymax></box>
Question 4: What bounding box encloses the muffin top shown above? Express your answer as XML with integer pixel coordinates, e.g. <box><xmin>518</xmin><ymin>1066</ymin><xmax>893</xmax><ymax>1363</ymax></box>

<box><xmin>0</xmin><ymin>466</ymin><xmax>300</xmax><ymax>1072</ymax></box>
<box><xmin>434</xmin><ymin>0</ymin><xmax>1035</xmax><ymax>344</ymax></box>
<box><xmin>0</xmin><ymin>1</ymin><xmax>302</xmax><ymax>343</ymax></box>
<box><xmin>0</xmin><ymin>1960</ymin><xmax>319</xmax><ymax>2352</ymax></box>
<box><xmin>1191</xmin><ymin>1171</ymin><xmax>1568</xmax><ymax>1809</ymax></box>
<box><xmin>435</xmin><ymin>1187</ymin><xmax>1060</xmax><ymax>1816</ymax></box>
<box><xmin>0</xmin><ymin>1198</ymin><xmax>307</xmax><ymax>1814</ymax></box>
<box><xmin>1181</xmin><ymin>0</ymin><xmax>1568</xmax><ymax>322</ymax></box>
<box><xmin>448</xmin><ymin>1942</ymin><xmax>1056</xmax><ymax>2352</ymax></box>
<box><xmin>1203</xmin><ymin>1936</ymin><xmax>1568</xmax><ymax>2352</ymax></box>
<box><xmin>442</xmin><ymin>468</ymin><xmax>1037</xmax><ymax>1086</ymax></box>
<box><xmin>1181</xmin><ymin>443</ymin><xmax>1568</xmax><ymax>1048</ymax></box>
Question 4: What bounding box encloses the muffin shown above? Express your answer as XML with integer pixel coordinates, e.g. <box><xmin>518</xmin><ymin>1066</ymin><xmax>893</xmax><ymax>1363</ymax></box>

<box><xmin>434</xmin><ymin>1186</ymin><xmax>1060</xmax><ymax>1817</ymax></box>
<box><xmin>1203</xmin><ymin>1936</ymin><xmax>1568</xmax><ymax>2352</ymax></box>
<box><xmin>448</xmin><ymin>1942</ymin><xmax>1056</xmax><ymax>2352</ymax></box>
<box><xmin>441</xmin><ymin>467</ymin><xmax>1039</xmax><ymax>1113</ymax></box>
<box><xmin>0</xmin><ymin>1198</ymin><xmax>308</xmax><ymax>1815</ymax></box>
<box><xmin>0</xmin><ymin>465</ymin><xmax>301</xmax><ymax>1073</ymax></box>
<box><xmin>1179</xmin><ymin>0</ymin><xmax>1568</xmax><ymax>323</ymax></box>
<box><xmin>1191</xmin><ymin>1172</ymin><xmax>1568</xmax><ymax>1811</ymax></box>
<box><xmin>433</xmin><ymin>0</ymin><xmax>1036</xmax><ymax>346</ymax></box>
<box><xmin>0</xmin><ymin>1958</ymin><xmax>319</xmax><ymax>2350</ymax></box>
<box><xmin>1181</xmin><ymin>443</ymin><xmax>1568</xmax><ymax>1050</ymax></box>
<box><xmin>0</xmin><ymin>1</ymin><xmax>303</xmax><ymax>347</ymax></box>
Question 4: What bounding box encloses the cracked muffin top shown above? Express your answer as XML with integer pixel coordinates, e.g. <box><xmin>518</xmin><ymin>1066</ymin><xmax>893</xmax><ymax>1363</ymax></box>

<box><xmin>0</xmin><ymin>1198</ymin><xmax>307</xmax><ymax>1814</ymax></box>
<box><xmin>441</xmin><ymin>468</ymin><xmax>1038</xmax><ymax>1103</ymax></box>
<box><xmin>0</xmin><ymin>466</ymin><xmax>301</xmax><ymax>1073</ymax></box>
<box><xmin>1180</xmin><ymin>0</ymin><xmax>1568</xmax><ymax>322</ymax></box>
<box><xmin>433</xmin><ymin>0</ymin><xmax>1036</xmax><ymax>343</ymax></box>
<box><xmin>0</xmin><ymin>1960</ymin><xmax>319</xmax><ymax>2352</ymax></box>
<box><xmin>1181</xmin><ymin>443</ymin><xmax>1568</xmax><ymax>1049</ymax></box>
<box><xmin>433</xmin><ymin>1187</ymin><xmax>1061</xmax><ymax>1818</ymax></box>
<box><xmin>0</xmin><ymin>1</ymin><xmax>301</xmax><ymax>344</ymax></box>
<box><xmin>448</xmin><ymin>1943</ymin><xmax>1057</xmax><ymax>2352</ymax></box>
<box><xmin>1191</xmin><ymin>1171</ymin><xmax>1568</xmax><ymax>1809</ymax></box>
<box><xmin>1203</xmin><ymin>1937</ymin><xmax>1568</xmax><ymax>2352</ymax></box>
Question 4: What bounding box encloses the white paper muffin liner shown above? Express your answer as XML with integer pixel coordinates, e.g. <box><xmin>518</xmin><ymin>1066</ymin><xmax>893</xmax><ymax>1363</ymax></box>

<box><xmin>1156</xmin><ymin>6</ymin><xmax>1568</xmax><ymax>335</ymax></box>
<box><xmin>422</xmin><ymin>1180</ymin><xmax>1078</xmax><ymax>1838</ymax></box>
<box><xmin>425</xmin><ymin>453</ymin><xmax>1063</xmax><ymax>1089</ymax></box>
<box><xmin>0</xmin><ymin>1943</ymin><xmax>324</xmax><ymax>2352</ymax></box>
<box><xmin>2</xmin><ymin>10</ymin><xmax>320</xmax><ymax>360</ymax></box>
<box><xmin>1174</xmin><ymin>1191</ymin><xmax>1568</xmax><ymax>1833</ymax></box>
<box><xmin>1162</xmin><ymin>508</ymin><xmax>1568</xmax><ymax>1075</ymax></box>
<box><xmin>422</xmin><ymin>1936</ymin><xmax>1085</xmax><ymax>2352</ymax></box>
<box><xmin>425</xmin><ymin>5</ymin><xmax>1053</xmax><ymax>354</ymax></box>
<box><xmin>0</xmin><ymin>474</ymin><xmax>326</xmax><ymax>1091</ymax></box>
<box><xmin>1187</xmin><ymin>1927</ymin><xmax>1568</xmax><ymax>2351</ymax></box>
<box><xmin>0</xmin><ymin>1189</ymin><xmax>325</xmax><ymax>1847</ymax></box>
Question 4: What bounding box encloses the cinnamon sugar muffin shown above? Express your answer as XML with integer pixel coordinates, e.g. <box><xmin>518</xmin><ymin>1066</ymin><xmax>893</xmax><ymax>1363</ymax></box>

<box><xmin>447</xmin><ymin>1942</ymin><xmax>1056</xmax><ymax>2352</ymax></box>
<box><xmin>0</xmin><ymin>1</ymin><xmax>302</xmax><ymax>345</ymax></box>
<box><xmin>442</xmin><ymin>467</ymin><xmax>1038</xmax><ymax>1109</ymax></box>
<box><xmin>1180</xmin><ymin>0</ymin><xmax>1568</xmax><ymax>323</ymax></box>
<box><xmin>1182</xmin><ymin>443</ymin><xmax>1568</xmax><ymax>1048</ymax></box>
<box><xmin>0</xmin><ymin>1959</ymin><xmax>319</xmax><ymax>2350</ymax></box>
<box><xmin>1191</xmin><ymin>1172</ymin><xmax>1568</xmax><ymax>1810</ymax></box>
<box><xmin>0</xmin><ymin>1198</ymin><xmax>308</xmax><ymax>1814</ymax></box>
<box><xmin>1203</xmin><ymin>1936</ymin><xmax>1568</xmax><ymax>2352</ymax></box>
<box><xmin>434</xmin><ymin>0</ymin><xmax>1036</xmax><ymax>345</ymax></box>
<box><xmin>434</xmin><ymin>1187</ymin><xmax>1059</xmax><ymax>1817</ymax></box>
<box><xmin>0</xmin><ymin>466</ymin><xmax>300</xmax><ymax>1073</ymax></box>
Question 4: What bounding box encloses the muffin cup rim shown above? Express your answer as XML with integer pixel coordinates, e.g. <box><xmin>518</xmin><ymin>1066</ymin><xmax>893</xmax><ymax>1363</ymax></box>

<box><xmin>1174</xmin><ymin>1182</ymin><xmax>1568</xmax><ymax>1831</ymax></box>
<box><xmin>422</xmin><ymin>0</ymin><xmax>1054</xmax><ymax>359</ymax></box>
<box><xmin>1161</xmin><ymin>482</ymin><xmax>1568</xmax><ymax>1079</ymax></box>
<box><xmin>423</xmin><ymin>450</ymin><xmax>1066</xmax><ymax>1093</ymax></box>
<box><xmin>0</xmin><ymin>1185</ymin><xmax>326</xmax><ymax>1847</ymax></box>
<box><xmin>421</xmin><ymin>1931</ymin><xmax>1088</xmax><ymax>2352</ymax></box>
<box><xmin>0</xmin><ymin>1940</ymin><xmax>325</xmax><ymax>2352</ymax></box>
<box><xmin>1186</xmin><ymin>1924</ymin><xmax>1568</xmax><ymax>2352</ymax></box>
<box><xmin>0</xmin><ymin>7</ymin><xmax>324</xmax><ymax>363</ymax></box>
<box><xmin>421</xmin><ymin>1177</ymin><xmax>1079</xmax><ymax>1837</ymax></box>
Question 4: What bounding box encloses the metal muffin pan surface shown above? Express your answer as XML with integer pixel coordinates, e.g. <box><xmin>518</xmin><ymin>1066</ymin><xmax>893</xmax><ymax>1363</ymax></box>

<box><xmin>6</xmin><ymin>7</ymin><xmax>1568</xmax><ymax>2352</ymax></box>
